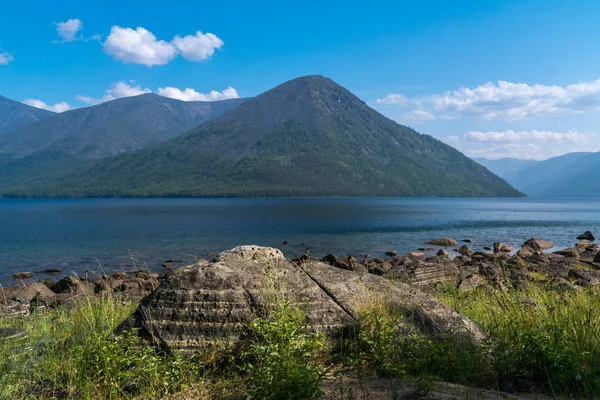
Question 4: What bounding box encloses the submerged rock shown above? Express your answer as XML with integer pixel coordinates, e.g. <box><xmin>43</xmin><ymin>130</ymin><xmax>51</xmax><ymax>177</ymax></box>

<box><xmin>426</xmin><ymin>238</ymin><xmax>458</xmax><ymax>247</ymax></box>
<box><xmin>118</xmin><ymin>245</ymin><xmax>485</xmax><ymax>351</ymax></box>
<box><xmin>12</xmin><ymin>272</ymin><xmax>33</xmax><ymax>280</ymax></box>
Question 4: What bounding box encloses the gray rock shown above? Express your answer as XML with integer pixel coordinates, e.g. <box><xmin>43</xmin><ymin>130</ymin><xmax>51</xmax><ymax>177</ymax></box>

<box><xmin>436</xmin><ymin>249</ymin><xmax>449</xmax><ymax>257</ymax></box>
<box><xmin>118</xmin><ymin>245</ymin><xmax>485</xmax><ymax>351</ymax></box>
<box><xmin>0</xmin><ymin>282</ymin><xmax>55</xmax><ymax>305</ymax></box>
<box><xmin>426</xmin><ymin>238</ymin><xmax>458</xmax><ymax>247</ymax></box>
<box><xmin>457</xmin><ymin>245</ymin><xmax>473</xmax><ymax>257</ymax></box>
<box><xmin>577</xmin><ymin>231</ymin><xmax>595</xmax><ymax>241</ymax></box>
<box><xmin>385</xmin><ymin>250</ymin><xmax>397</xmax><ymax>256</ymax></box>
<box><xmin>493</xmin><ymin>242</ymin><xmax>513</xmax><ymax>253</ymax></box>
<box><xmin>12</xmin><ymin>272</ymin><xmax>33</xmax><ymax>280</ymax></box>
<box><xmin>522</xmin><ymin>238</ymin><xmax>554</xmax><ymax>251</ymax></box>
<box><xmin>457</xmin><ymin>274</ymin><xmax>486</xmax><ymax>292</ymax></box>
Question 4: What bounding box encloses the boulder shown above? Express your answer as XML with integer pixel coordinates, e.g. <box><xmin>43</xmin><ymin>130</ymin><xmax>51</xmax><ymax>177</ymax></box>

<box><xmin>0</xmin><ymin>282</ymin><xmax>55</xmax><ymax>305</ymax></box>
<box><xmin>426</xmin><ymin>238</ymin><xmax>458</xmax><ymax>247</ymax></box>
<box><xmin>38</xmin><ymin>268</ymin><xmax>61</xmax><ymax>275</ymax></box>
<box><xmin>385</xmin><ymin>250</ymin><xmax>397</xmax><ymax>257</ymax></box>
<box><xmin>321</xmin><ymin>254</ymin><xmax>350</xmax><ymax>270</ymax></box>
<box><xmin>302</xmin><ymin>260</ymin><xmax>485</xmax><ymax>341</ymax></box>
<box><xmin>12</xmin><ymin>272</ymin><xmax>33</xmax><ymax>280</ymax></box>
<box><xmin>457</xmin><ymin>274</ymin><xmax>486</xmax><ymax>292</ymax></box>
<box><xmin>493</xmin><ymin>242</ymin><xmax>513</xmax><ymax>253</ymax></box>
<box><xmin>436</xmin><ymin>249</ymin><xmax>449</xmax><ymax>257</ymax></box>
<box><xmin>553</xmin><ymin>248</ymin><xmax>580</xmax><ymax>258</ymax></box>
<box><xmin>577</xmin><ymin>231</ymin><xmax>595</xmax><ymax>241</ymax></box>
<box><xmin>522</xmin><ymin>238</ymin><xmax>554</xmax><ymax>251</ymax></box>
<box><xmin>576</xmin><ymin>240</ymin><xmax>593</xmax><ymax>248</ymax></box>
<box><xmin>52</xmin><ymin>277</ymin><xmax>95</xmax><ymax>295</ymax></box>
<box><xmin>457</xmin><ymin>245</ymin><xmax>473</xmax><ymax>257</ymax></box>
<box><xmin>118</xmin><ymin>245</ymin><xmax>485</xmax><ymax>351</ymax></box>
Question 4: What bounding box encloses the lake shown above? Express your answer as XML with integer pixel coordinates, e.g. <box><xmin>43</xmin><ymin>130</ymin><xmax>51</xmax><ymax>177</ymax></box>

<box><xmin>1</xmin><ymin>198</ymin><xmax>599</xmax><ymax>285</ymax></box>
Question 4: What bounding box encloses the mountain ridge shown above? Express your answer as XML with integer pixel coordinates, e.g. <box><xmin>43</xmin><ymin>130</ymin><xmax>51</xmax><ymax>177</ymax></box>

<box><xmin>0</xmin><ymin>95</ymin><xmax>55</xmax><ymax>134</ymax></box>
<box><xmin>3</xmin><ymin>75</ymin><xmax>524</xmax><ymax>198</ymax></box>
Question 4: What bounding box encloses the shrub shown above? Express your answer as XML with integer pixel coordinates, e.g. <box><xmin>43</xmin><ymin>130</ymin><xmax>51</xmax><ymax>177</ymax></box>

<box><xmin>243</xmin><ymin>301</ymin><xmax>327</xmax><ymax>400</ymax></box>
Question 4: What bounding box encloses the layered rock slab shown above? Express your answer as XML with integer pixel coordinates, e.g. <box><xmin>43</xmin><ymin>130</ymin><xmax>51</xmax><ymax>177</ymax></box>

<box><xmin>118</xmin><ymin>246</ymin><xmax>354</xmax><ymax>351</ymax></box>
<box><xmin>118</xmin><ymin>245</ymin><xmax>485</xmax><ymax>351</ymax></box>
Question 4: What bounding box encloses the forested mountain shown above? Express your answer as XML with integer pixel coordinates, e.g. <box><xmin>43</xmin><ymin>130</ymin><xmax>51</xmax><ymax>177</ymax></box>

<box><xmin>0</xmin><ymin>94</ymin><xmax>247</xmax><ymax>189</ymax></box>
<box><xmin>0</xmin><ymin>95</ymin><xmax>55</xmax><ymax>134</ymax></box>
<box><xmin>472</xmin><ymin>157</ymin><xmax>539</xmax><ymax>179</ymax></box>
<box><xmin>3</xmin><ymin>75</ymin><xmax>523</xmax><ymax>198</ymax></box>
<box><xmin>474</xmin><ymin>153</ymin><xmax>600</xmax><ymax>197</ymax></box>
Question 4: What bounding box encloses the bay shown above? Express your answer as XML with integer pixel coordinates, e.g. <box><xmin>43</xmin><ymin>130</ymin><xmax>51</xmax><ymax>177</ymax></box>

<box><xmin>1</xmin><ymin>198</ymin><xmax>599</xmax><ymax>285</ymax></box>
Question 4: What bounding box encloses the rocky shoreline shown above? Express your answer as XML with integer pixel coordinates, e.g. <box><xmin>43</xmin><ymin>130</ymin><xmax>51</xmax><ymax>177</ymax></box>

<box><xmin>2</xmin><ymin>231</ymin><xmax>599</xmax><ymax>320</ymax></box>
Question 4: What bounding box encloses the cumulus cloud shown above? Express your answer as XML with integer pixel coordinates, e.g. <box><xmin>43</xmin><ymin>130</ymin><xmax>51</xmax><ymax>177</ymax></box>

<box><xmin>401</xmin><ymin>109</ymin><xmax>435</xmax><ymax>123</ymax></box>
<box><xmin>465</xmin><ymin>130</ymin><xmax>590</xmax><ymax>144</ymax></box>
<box><xmin>375</xmin><ymin>93</ymin><xmax>407</xmax><ymax>105</ymax></box>
<box><xmin>23</xmin><ymin>99</ymin><xmax>71</xmax><ymax>113</ymax></box>
<box><xmin>376</xmin><ymin>78</ymin><xmax>600</xmax><ymax>121</ymax></box>
<box><xmin>103</xmin><ymin>26</ymin><xmax>178</xmax><ymax>66</ymax></box>
<box><xmin>103</xmin><ymin>26</ymin><xmax>223</xmax><ymax>66</ymax></box>
<box><xmin>157</xmin><ymin>86</ymin><xmax>239</xmax><ymax>101</ymax></box>
<box><xmin>172</xmin><ymin>31</ymin><xmax>223</xmax><ymax>61</ymax></box>
<box><xmin>54</xmin><ymin>18</ymin><xmax>83</xmax><ymax>42</ymax></box>
<box><xmin>76</xmin><ymin>81</ymin><xmax>151</xmax><ymax>105</ymax></box>
<box><xmin>0</xmin><ymin>50</ymin><xmax>13</xmax><ymax>65</ymax></box>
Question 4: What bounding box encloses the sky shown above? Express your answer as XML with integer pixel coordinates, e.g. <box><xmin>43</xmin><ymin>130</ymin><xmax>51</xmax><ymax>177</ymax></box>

<box><xmin>1</xmin><ymin>0</ymin><xmax>600</xmax><ymax>160</ymax></box>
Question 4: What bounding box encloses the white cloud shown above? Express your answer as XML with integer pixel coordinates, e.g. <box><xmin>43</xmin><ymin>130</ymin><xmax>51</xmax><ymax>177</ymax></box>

<box><xmin>76</xmin><ymin>81</ymin><xmax>151</xmax><ymax>105</ymax></box>
<box><xmin>0</xmin><ymin>51</ymin><xmax>13</xmax><ymax>65</ymax></box>
<box><xmin>157</xmin><ymin>86</ymin><xmax>239</xmax><ymax>101</ymax></box>
<box><xmin>103</xmin><ymin>26</ymin><xmax>224</xmax><ymax>66</ymax></box>
<box><xmin>172</xmin><ymin>31</ymin><xmax>223</xmax><ymax>61</ymax></box>
<box><xmin>54</xmin><ymin>18</ymin><xmax>83</xmax><ymax>42</ymax></box>
<box><xmin>401</xmin><ymin>109</ymin><xmax>435</xmax><ymax>123</ymax></box>
<box><xmin>465</xmin><ymin>130</ymin><xmax>590</xmax><ymax>144</ymax></box>
<box><xmin>103</xmin><ymin>26</ymin><xmax>178</xmax><ymax>66</ymax></box>
<box><xmin>375</xmin><ymin>93</ymin><xmax>407</xmax><ymax>105</ymax></box>
<box><xmin>376</xmin><ymin>78</ymin><xmax>600</xmax><ymax>122</ymax></box>
<box><xmin>23</xmin><ymin>99</ymin><xmax>71</xmax><ymax>113</ymax></box>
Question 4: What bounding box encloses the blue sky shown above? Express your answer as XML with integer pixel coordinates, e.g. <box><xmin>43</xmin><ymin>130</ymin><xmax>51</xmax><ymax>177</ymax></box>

<box><xmin>1</xmin><ymin>0</ymin><xmax>600</xmax><ymax>160</ymax></box>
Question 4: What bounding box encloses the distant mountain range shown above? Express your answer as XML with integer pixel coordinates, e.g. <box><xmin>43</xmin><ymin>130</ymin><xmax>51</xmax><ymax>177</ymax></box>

<box><xmin>0</xmin><ymin>94</ymin><xmax>247</xmax><ymax>189</ymax></box>
<box><xmin>474</xmin><ymin>152</ymin><xmax>600</xmax><ymax>197</ymax></box>
<box><xmin>0</xmin><ymin>95</ymin><xmax>55</xmax><ymax>134</ymax></box>
<box><xmin>0</xmin><ymin>76</ymin><xmax>522</xmax><ymax>198</ymax></box>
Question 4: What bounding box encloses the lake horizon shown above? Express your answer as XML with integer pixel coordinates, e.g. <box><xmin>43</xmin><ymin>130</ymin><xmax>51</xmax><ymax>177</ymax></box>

<box><xmin>2</xmin><ymin>197</ymin><xmax>599</xmax><ymax>285</ymax></box>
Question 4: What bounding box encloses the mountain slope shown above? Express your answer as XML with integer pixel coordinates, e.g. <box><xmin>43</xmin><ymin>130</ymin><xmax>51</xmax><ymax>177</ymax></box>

<box><xmin>0</xmin><ymin>95</ymin><xmax>55</xmax><ymax>134</ymax></box>
<box><xmin>4</xmin><ymin>76</ymin><xmax>523</xmax><ymax>198</ymax></box>
<box><xmin>0</xmin><ymin>94</ymin><xmax>247</xmax><ymax>189</ymax></box>
<box><xmin>0</xmin><ymin>93</ymin><xmax>247</xmax><ymax>160</ymax></box>
<box><xmin>502</xmin><ymin>152</ymin><xmax>594</xmax><ymax>193</ymax></box>
<box><xmin>472</xmin><ymin>157</ymin><xmax>539</xmax><ymax>179</ymax></box>
<box><xmin>507</xmin><ymin>152</ymin><xmax>600</xmax><ymax>197</ymax></box>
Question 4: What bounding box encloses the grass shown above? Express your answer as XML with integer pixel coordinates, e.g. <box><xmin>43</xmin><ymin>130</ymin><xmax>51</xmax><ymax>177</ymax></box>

<box><xmin>437</xmin><ymin>282</ymin><xmax>600</xmax><ymax>396</ymax></box>
<box><xmin>1</xmin><ymin>280</ymin><xmax>599</xmax><ymax>399</ymax></box>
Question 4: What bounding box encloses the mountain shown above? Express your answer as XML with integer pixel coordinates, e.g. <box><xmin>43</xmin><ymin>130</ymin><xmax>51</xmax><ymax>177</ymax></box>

<box><xmin>472</xmin><ymin>157</ymin><xmax>539</xmax><ymax>179</ymax></box>
<box><xmin>0</xmin><ymin>95</ymin><xmax>55</xmax><ymax>134</ymax></box>
<box><xmin>0</xmin><ymin>94</ymin><xmax>247</xmax><ymax>189</ymax></box>
<box><xmin>4</xmin><ymin>76</ymin><xmax>524</xmax><ymax>198</ymax></box>
<box><xmin>503</xmin><ymin>152</ymin><xmax>600</xmax><ymax>197</ymax></box>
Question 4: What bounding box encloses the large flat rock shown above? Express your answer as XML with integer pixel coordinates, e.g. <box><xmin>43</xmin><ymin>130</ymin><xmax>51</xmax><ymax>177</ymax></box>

<box><xmin>118</xmin><ymin>245</ymin><xmax>485</xmax><ymax>351</ymax></box>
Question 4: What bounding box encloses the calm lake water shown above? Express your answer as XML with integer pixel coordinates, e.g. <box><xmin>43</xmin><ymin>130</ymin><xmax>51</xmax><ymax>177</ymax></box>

<box><xmin>1</xmin><ymin>198</ymin><xmax>599</xmax><ymax>284</ymax></box>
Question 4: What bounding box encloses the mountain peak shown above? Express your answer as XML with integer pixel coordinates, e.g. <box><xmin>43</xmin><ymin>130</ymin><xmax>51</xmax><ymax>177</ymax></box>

<box><xmin>0</xmin><ymin>95</ymin><xmax>55</xmax><ymax>134</ymax></box>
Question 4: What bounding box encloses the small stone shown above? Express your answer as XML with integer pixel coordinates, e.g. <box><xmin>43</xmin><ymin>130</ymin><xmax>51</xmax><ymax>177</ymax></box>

<box><xmin>483</xmin><ymin>246</ymin><xmax>492</xmax><ymax>251</ymax></box>
<box><xmin>12</xmin><ymin>272</ymin><xmax>33</xmax><ymax>280</ymax></box>
<box><xmin>385</xmin><ymin>250</ymin><xmax>397</xmax><ymax>256</ymax></box>
<box><xmin>38</xmin><ymin>268</ymin><xmax>62</xmax><ymax>275</ymax></box>
<box><xmin>462</xmin><ymin>239</ymin><xmax>472</xmax><ymax>243</ymax></box>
